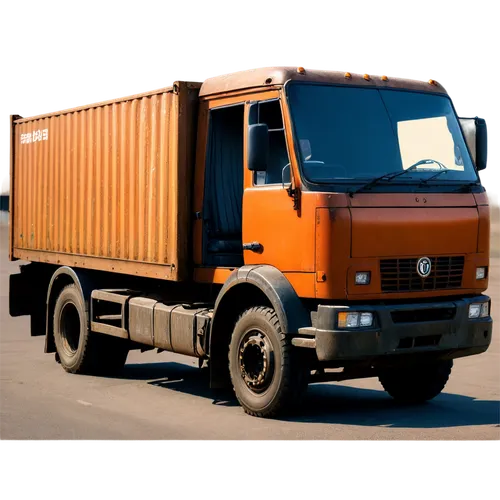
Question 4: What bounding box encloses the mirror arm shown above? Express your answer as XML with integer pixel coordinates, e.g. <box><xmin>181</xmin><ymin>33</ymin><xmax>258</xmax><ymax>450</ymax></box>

<box><xmin>287</xmin><ymin>180</ymin><xmax>300</xmax><ymax>210</ymax></box>
<box><xmin>281</xmin><ymin>162</ymin><xmax>300</xmax><ymax>210</ymax></box>
<box><xmin>290</xmin><ymin>187</ymin><xmax>300</xmax><ymax>211</ymax></box>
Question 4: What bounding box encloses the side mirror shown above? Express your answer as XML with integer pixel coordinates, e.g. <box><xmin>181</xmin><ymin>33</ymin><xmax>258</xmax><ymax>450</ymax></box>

<box><xmin>459</xmin><ymin>117</ymin><xmax>487</xmax><ymax>170</ymax></box>
<box><xmin>476</xmin><ymin>118</ymin><xmax>490</xmax><ymax>172</ymax></box>
<box><xmin>247</xmin><ymin>124</ymin><xmax>269</xmax><ymax>171</ymax></box>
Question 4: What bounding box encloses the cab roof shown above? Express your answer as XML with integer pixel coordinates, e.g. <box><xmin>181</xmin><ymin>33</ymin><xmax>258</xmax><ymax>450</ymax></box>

<box><xmin>199</xmin><ymin>66</ymin><xmax>447</xmax><ymax>97</ymax></box>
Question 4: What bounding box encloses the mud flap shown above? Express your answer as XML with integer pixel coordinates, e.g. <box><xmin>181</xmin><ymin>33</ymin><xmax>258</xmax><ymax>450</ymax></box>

<box><xmin>9</xmin><ymin>272</ymin><xmax>32</xmax><ymax>317</ymax></box>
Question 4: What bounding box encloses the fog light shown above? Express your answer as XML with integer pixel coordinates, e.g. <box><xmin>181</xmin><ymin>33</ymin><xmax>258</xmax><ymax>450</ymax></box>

<box><xmin>476</xmin><ymin>267</ymin><xmax>487</xmax><ymax>280</ymax></box>
<box><xmin>360</xmin><ymin>312</ymin><xmax>373</xmax><ymax>327</ymax></box>
<box><xmin>469</xmin><ymin>304</ymin><xmax>481</xmax><ymax>318</ymax></box>
<box><xmin>355</xmin><ymin>271</ymin><xmax>371</xmax><ymax>285</ymax></box>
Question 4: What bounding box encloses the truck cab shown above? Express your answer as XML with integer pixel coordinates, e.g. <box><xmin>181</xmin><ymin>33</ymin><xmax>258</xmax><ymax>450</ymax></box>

<box><xmin>190</xmin><ymin>67</ymin><xmax>491</xmax><ymax>415</ymax></box>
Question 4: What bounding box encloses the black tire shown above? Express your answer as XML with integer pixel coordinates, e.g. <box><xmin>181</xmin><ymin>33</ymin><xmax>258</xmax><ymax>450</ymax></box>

<box><xmin>379</xmin><ymin>359</ymin><xmax>453</xmax><ymax>403</ymax></box>
<box><xmin>53</xmin><ymin>284</ymin><xmax>128</xmax><ymax>375</ymax></box>
<box><xmin>228</xmin><ymin>306</ymin><xmax>309</xmax><ymax>418</ymax></box>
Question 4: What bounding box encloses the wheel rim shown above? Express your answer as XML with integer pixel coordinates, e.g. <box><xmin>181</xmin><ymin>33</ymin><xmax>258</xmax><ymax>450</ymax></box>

<box><xmin>59</xmin><ymin>302</ymin><xmax>81</xmax><ymax>356</ymax></box>
<box><xmin>238</xmin><ymin>329</ymin><xmax>274</xmax><ymax>393</ymax></box>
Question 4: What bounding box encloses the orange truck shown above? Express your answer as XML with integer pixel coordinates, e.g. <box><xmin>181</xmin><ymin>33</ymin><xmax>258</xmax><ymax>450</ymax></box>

<box><xmin>8</xmin><ymin>67</ymin><xmax>492</xmax><ymax>417</ymax></box>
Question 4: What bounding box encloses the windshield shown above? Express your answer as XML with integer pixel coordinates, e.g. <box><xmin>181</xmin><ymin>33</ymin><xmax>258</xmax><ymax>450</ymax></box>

<box><xmin>286</xmin><ymin>83</ymin><xmax>478</xmax><ymax>186</ymax></box>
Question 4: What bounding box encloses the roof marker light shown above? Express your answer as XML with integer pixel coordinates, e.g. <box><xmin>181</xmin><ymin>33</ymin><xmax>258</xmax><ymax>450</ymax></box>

<box><xmin>345</xmin><ymin>72</ymin><xmax>352</xmax><ymax>79</ymax></box>
<box><xmin>363</xmin><ymin>74</ymin><xmax>370</xmax><ymax>81</ymax></box>
<box><xmin>429</xmin><ymin>79</ymin><xmax>438</xmax><ymax>86</ymax></box>
<box><xmin>297</xmin><ymin>67</ymin><xmax>305</xmax><ymax>74</ymax></box>
<box><xmin>381</xmin><ymin>75</ymin><xmax>388</xmax><ymax>81</ymax></box>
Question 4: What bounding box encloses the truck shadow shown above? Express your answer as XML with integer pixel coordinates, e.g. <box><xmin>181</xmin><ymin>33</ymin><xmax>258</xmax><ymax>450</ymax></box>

<box><xmin>119</xmin><ymin>361</ymin><xmax>238</xmax><ymax>407</ymax></box>
<box><xmin>288</xmin><ymin>384</ymin><xmax>500</xmax><ymax>429</ymax></box>
<box><xmin>120</xmin><ymin>361</ymin><xmax>500</xmax><ymax>429</ymax></box>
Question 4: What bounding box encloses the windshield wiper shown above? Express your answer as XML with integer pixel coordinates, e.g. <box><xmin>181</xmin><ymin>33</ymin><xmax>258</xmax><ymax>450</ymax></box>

<box><xmin>419</xmin><ymin>169</ymin><xmax>450</xmax><ymax>185</ymax></box>
<box><xmin>349</xmin><ymin>164</ymin><xmax>419</xmax><ymax>197</ymax></box>
<box><xmin>349</xmin><ymin>158</ymin><xmax>451</xmax><ymax>197</ymax></box>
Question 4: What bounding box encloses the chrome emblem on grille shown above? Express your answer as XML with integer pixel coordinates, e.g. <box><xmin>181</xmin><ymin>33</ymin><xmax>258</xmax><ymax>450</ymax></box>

<box><xmin>417</xmin><ymin>257</ymin><xmax>432</xmax><ymax>278</ymax></box>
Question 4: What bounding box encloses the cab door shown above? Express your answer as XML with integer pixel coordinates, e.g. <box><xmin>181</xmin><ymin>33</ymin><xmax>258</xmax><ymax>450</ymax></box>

<box><xmin>242</xmin><ymin>95</ymin><xmax>316</xmax><ymax>279</ymax></box>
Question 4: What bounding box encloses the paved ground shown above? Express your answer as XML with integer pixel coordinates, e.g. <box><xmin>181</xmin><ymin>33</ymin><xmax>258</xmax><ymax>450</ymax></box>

<box><xmin>1</xmin><ymin>215</ymin><xmax>499</xmax><ymax>439</ymax></box>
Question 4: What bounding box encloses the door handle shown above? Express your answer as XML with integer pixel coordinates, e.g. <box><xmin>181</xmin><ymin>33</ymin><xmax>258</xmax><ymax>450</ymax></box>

<box><xmin>242</xmin><ymin>241</ymin><xmax>263</xmax><ymax>253</ymax></box>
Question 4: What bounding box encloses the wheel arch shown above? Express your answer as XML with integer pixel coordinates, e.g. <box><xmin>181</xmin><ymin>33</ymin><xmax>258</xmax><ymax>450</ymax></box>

<box><xmin>208</xmin><ymin>265</ymin><xmax>311</xmax><ymax>388</ymax></box>
<box><xmin>45</xmin><ymin>266</ymin><xmax>94</xmax><ymax>353</ymax></box>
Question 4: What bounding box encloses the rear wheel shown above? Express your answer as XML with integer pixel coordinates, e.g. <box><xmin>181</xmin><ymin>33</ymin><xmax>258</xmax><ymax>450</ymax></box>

<box><xmin>379</xmin><ymin>359</ymin><xmax>453</xmax><ymax>403</ymax></box>
<box><xmin>53</xmin><ymin>284</ymin><xmax>128</xmax><ymax>375</ymax></box>
<box><xmin>229</xmin><ymin>306</ymin><xmax>309</xmax><ymax>418</ymax></box>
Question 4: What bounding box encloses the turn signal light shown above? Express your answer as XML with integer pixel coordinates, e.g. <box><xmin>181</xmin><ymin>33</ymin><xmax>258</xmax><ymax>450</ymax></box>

<box><xmin>355</xmin><ymin>271</ymin><xmax>371</xmax><ymax>285</ymax></box>
<box><xmin>476</xmin><ymin>267</ymin><xmax>487</xmax><ymax>280</ymax></box>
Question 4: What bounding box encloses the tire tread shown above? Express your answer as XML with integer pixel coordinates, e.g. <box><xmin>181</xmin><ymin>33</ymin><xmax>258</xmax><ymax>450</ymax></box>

<box><xmin>54</xmin><ymin>284</ymin><xmax>128</xmax><ymax>375</ymax></box>
<box><xmin>229</xmin><ymin>305</ymin><xmax>308</xmax><ymax>418</ymax></box>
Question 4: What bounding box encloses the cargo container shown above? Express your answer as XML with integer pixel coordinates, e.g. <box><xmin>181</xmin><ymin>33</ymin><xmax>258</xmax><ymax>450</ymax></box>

<box><xmin>9</xmin><ymin>67</ymin><xmax>493</xmax><ymax>418</ymax></box>
<box><xmin>9</xmin><ymin>82</ymin><xmax>200</xmax><ymax>280</ymax></box>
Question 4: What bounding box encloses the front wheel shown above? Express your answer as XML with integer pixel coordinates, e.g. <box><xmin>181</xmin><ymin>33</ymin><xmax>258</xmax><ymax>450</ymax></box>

<box><xmin>379</xmin><ymin>359</ymin><xmax>453</xmax><ymax>403</ymax></box>
<box><xmin>228</xmin><ymin>306</ymin><xmax>309</xmax><ymax>418</ymax></box>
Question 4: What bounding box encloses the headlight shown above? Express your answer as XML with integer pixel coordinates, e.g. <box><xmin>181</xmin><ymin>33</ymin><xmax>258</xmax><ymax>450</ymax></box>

<box><xmin>476</xmin><ymin>267</ymin><xmax>487</xmax><ymax>280</ymax></box>
<box><xmin>338</xmin><ymin>311</ymin><xmax>373</xmax><ymax>328</ymax></box>
<box><xmin>360</xmin><ymin>312</ymin><xmax>373</xmax><ymax>327</ymax></box>
<box><xmin>468</xmin><ymin>304</ymin><xmax>481</xmax><ymax>318</ymax></box>
<box><xmin>355</xmin><ymin>271</ymin><xmax>371</xmax><ymax>285</ymax></box>
<box><xmin>480</xmin><ymin>302</ymin><xmax>489</xmax><ymax>317</ymax></box>
<box><xmin>469</xmin><ymin>302</ymin><xmax>489</xmax><ymax>319</ymax></box>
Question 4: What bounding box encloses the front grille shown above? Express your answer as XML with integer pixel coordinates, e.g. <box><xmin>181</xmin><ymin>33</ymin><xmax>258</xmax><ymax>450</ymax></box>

<box><xmin>380</xmin><ymin>256</ymin><xmax>464</xmax><ymax>293</ymax></box>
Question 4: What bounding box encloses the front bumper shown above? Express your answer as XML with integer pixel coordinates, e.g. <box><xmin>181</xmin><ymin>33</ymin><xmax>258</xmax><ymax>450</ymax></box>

<box><xmin>297</xmin><ymin>295</ymin><xmax>492</xmax><ymax>362</ymax></box>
